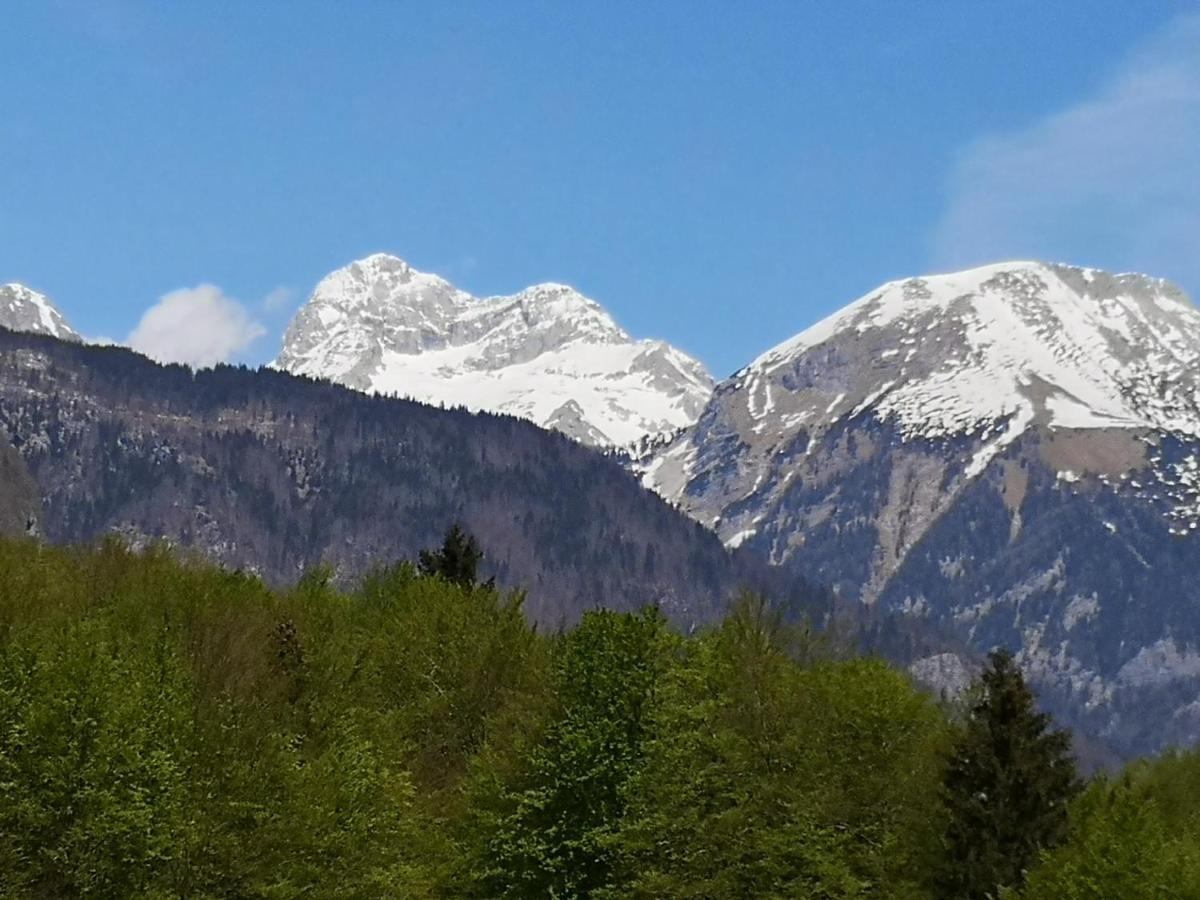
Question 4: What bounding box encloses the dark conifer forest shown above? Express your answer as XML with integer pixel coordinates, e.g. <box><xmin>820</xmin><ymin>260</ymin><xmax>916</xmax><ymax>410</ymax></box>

<box><xmin>0</xmin><ymin>328</ymin><xmax>816</xmax><ymax>627</ymax></box>
<box><xmin>1</xmin><ymin>535</ymin><xmax>1198</xmax><ymax>898</ymax></box>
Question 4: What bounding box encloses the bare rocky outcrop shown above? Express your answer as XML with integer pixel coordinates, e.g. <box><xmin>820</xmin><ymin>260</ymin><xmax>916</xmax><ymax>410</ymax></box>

<box><xmin>273</xmin><ymin>254</ymin><xmax>713</xmax><ymax>448</ymax></box>
<box><xmin>0</xmin><ymin>441</ymin><xmax>39</xmax><ymax>537</ymax></box>
<box><xmin>641</xmin><ymin>261</ymin><xmax>1200</xmax><ymax>758</ymax></box>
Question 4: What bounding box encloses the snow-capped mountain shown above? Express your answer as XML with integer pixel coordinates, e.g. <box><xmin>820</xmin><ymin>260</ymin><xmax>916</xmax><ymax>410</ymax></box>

<box><xmin>274</xmin><ymin>254</ymin><xmax>713</xmax><ymax>447</ymax></box>
<box><xmin>647</xmin><ymin>262</ymin><xmax>1200</xmax><ymax>534</ymax></box>
<box><xmin>643</xmin><ymin>261</ymin><xmax>1200</xmax><ymax>757</ymax></box>
<box><xmin>0</xmin><ymin>283</ymin><xmax>79</xmax><ymax>342</ymax></box>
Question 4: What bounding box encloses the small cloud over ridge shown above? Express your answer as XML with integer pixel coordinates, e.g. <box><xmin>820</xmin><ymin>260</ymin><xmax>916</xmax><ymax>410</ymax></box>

<box><xmin>127</xmin><ymin>284</ymin><xmax>265</xmax><ymax>368</ymax></box>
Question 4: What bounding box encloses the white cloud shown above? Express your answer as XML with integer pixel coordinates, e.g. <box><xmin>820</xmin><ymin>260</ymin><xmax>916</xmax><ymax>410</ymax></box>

<box><xmin>261</xmin><ymin>286</ymin><xmax>293</xmax><ymax>312</ymax></box>
<box><xmin>127</xmin><ymin>284</ymin><xmax>265</xmax><ymax>368</ymax></box>
<box><xmin>931</xmin><ymin>14</ymin><xmax>1200</xmax><ymax>296</ymax></box>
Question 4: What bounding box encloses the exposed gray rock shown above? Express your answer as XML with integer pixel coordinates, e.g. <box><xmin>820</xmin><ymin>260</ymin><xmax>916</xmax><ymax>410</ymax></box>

<box><xmin>274</xmin><ymin>254</ymin><xmax>714</xmax><ymax>447</ymax></box>
<box><xmin>0</xmin><ymin>283</ymin><xmax>80</xmax><ymax>342</ymax></box>
<box><xmin>642</xmin><ymin>261</ymin><xmax>1200</xmax><ymax>757</ymax></box>
<box><xmin>0</xmin><ymin>441</ymin><xmax>39</xmax><ymax>537</ymax></box>
<box><xmin>909</xmin><ymin>652</ymin><xmax>973</xmax><ymax>699</ymax></box>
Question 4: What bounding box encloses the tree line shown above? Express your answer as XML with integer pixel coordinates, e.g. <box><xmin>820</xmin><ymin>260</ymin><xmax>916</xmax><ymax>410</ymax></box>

<box><xmin>0</xmin><ymin>530</ymin><xmax>1197</xmax><ymax>897</ymax></box>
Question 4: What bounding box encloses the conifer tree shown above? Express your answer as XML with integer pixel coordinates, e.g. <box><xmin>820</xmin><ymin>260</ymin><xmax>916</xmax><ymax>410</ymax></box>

<box><xmin>418</xmin><ymin>524</ymin><xmax>485</xmax><ymax>587</ymax></box>
<box><xmin>936</xmin><ymin>649</ymin><xmax>1080</xmax><ymax>899</ymax></box>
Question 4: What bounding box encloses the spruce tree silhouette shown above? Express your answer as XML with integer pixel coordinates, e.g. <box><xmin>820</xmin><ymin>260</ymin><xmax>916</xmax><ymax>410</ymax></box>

<box><xmin>937</xmin><ymin>649</ymin><xmax>1080</xmax><ymax>899</ymax></box>
<box><xmin>418</xmin><ymin>524</ymin><xmax>488</xmax><ymax>588</ymax></box>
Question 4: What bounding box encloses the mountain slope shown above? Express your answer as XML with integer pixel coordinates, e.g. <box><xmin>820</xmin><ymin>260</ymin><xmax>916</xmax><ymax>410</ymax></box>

<box><xmin>273</xmin><ymin>254</ymin><xmax>714</xmax><ymax>447</ymax></box>
<box><xmin>0</xmin><ymin>441</ymin><xmax>38</xmax><ymax>538</ymax></box>
<box><xmin>0</xmin><ymin>328</ymin><xmax>810</xmax><ymax>627</ymax></box>
<box><xmin>0</xmin><ymin>283</ymin><xmax>80</xmax><ymax>342</ymax></box>
<box><xmin>644</xmin><ymin>262</ymin><xmax>1200</xmax><ymax>757</ymax></box>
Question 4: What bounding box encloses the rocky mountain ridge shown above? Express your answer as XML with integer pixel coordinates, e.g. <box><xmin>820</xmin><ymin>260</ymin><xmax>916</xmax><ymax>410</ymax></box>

<box><xmin>640</xmin><ymin>261</ymin><xmax>1200</xmax><ymax>757</ymax></box>
<box><xmin>274</xmin><ymin>254</ymin><xmax>714</xmax><ymax>447</ymax></box>
<box><xmin>0</xmin><ymin>283</ymin><xmax>79</xmax><ymax>342</ymax></box>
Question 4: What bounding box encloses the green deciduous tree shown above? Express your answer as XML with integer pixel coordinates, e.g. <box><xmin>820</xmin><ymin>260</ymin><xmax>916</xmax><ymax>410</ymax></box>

<box><xmin>0</xmin><ymin>624</ymin><xmax>194</xmax><ymax>897</ymax></box>
<box><xmin>1013</xmin><ymin>778</ymin><xmax>1200</xmax><ymax>900</ymax></box>
<box><xmin>614</xmin><ymin>592</ymin><xmax>948</xmax><ymax>898</ymax></box>
<box><xmin>468</xmin><ymin>607</ymin><xmax>673</xmax><ymax>898</ymax></box>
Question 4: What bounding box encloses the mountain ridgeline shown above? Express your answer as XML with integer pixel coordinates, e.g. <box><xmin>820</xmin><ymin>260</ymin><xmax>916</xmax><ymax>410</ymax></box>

<box><xmin>643</xmin><ymin>262</ymin><xmax>1200</xmax><ymax>758</ymax></box>
<box><xmin>0</xmin><ymin>327</ymin><xmax>816</xmax><ymax>627</ymax></box>
<box><xmin>6</xmin><ymin>258</ymin><xmax>1200</xmax><ymax>763</ymax></box>
<box><xmin>273</xmin><ymin>253</ymin><xmax>714</xmax><ymax>447</ymax></box>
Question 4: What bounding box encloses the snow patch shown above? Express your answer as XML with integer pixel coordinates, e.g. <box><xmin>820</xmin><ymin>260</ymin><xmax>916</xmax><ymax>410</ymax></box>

<box><xmin>274</xmin><ymin>255</ymin><xmax>714</xmax><ymax>447</ymax></box>
<box><xmin>724</xmin><ymin>528</ymin><xmax>757</xmax><ymax>549</ymax></box>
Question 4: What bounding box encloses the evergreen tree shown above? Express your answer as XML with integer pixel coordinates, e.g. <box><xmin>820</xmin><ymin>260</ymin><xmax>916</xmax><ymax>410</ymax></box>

<box><xmin>419</xmin><ymin>524</ymin><xmax>486</xmax><ymax>587</ymax></box>
<box><xmin>937</xmin><ymin>649</ymin><xmax>1080</xmax><ymax>899</ymax></box>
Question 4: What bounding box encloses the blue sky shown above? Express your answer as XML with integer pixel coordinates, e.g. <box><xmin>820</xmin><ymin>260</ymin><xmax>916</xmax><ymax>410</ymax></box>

<box><xmin>2</xmin><ymin>1</ymin><xmax>1197</xmax><ymax>376</ymax></box>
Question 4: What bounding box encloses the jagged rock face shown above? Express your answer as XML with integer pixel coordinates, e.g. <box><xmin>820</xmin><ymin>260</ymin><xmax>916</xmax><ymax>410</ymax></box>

<box><xmin>0</xmin><ymin>441</ymin><xmax>39</xmax><ymax>538</ymax></box>
<box><xmin>0</xmin><ymin>284</ymin><xmax>80</xmax><ymax>342</ymax></box>
<box><xmin>644</xmin><ymin>261</ymin><xmax>1200</xmax><ymax>757</ymax></box>
<box><xmin>274</xmin><ymin>254</ymin><xmax>714</xmax><ymax>447</ymax></box>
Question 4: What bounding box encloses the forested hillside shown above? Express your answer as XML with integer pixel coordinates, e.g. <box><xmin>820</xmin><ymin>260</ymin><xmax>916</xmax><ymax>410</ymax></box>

<box><xmin>0</xmin><ymin>442</ymin><xmax>37</xmax><ymax>538</ymax></box>
<box><xmin>0</xmin><ymin>328</ymin><xmax>814</xmax><ymax>626</ymax></box>
<box><xmin>0</xmin><ymin>537</ymin><xmax>1196</xmax><ymax>897</ymax></box>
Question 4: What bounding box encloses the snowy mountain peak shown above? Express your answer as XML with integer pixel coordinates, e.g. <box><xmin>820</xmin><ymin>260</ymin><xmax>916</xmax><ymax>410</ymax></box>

<box><xmin>0</xmin><ymin>283</ymin><xmax>80</xmax><ymax>342</ymax></box>
<box><xmin>360</xmin><ymin>251</ymin><xmax>413</xmax><ymax>268</ymax></box>
<box><xmin>644</xmin><ymin>260</ymin><xmax>1200</xmax><ymax>541</ymax></box>
<box><xmin>750</xmin><ymin>261</ymin><xmax>1189</xmax><ymax>370</ymax></box>
<box><xmin>274</xmin><ymin>255</ymin><xmax>714</xmax><ymax>447</ymax></box>
<box><xmin>739</xmin><ymin>260</ymin><xmax>1200</xmax><ymax>447</ymax></box>
<box><xmin>635</xmin><ymin>262</ymin><xmax>1200</xmax><ymax>757</ymax></box>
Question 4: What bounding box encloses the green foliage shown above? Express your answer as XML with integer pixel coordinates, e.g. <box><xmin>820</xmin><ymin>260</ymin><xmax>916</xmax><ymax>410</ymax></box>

<box><xmin>467</xmin><ymin>607</ymin><xmax>673</xmax><ymax>898</ymax></box>
<box><xmin>0</xmin><ymin>623</ymin><xmax>193</xmax><ymax>897</ymax></box>
<box><xmin>1132</xmin><ymin>746</ymin><xmax>1200</xmax><ymax>836</ymax></box>
<box><xmin>0</xmin><ymin>538</ymin><xmax>544</xmax><ymax>896</ymax></box>
<box><xmin>1</xmin><ymin>539</ymin><xmax>1196</xmax><ymax>897</ymax></box>
<box><xmin>937</xmin><ymin>649</ymin><xmax>1081</xmax><ymax>899</ymax></box>
<box><xmin>1013</xmin><ymin>778</ymin><xmax>1200</xmax><ymax>899</ymax></box>
<box><xmin>613</xmin><ymin>592</ymin><xmax>949</xmax><ymax>898</ymax></box>
<box><xmin>1009</xmin><ymin>747</ymin><xmax>1200</xmax><ymax>899</ymax></box>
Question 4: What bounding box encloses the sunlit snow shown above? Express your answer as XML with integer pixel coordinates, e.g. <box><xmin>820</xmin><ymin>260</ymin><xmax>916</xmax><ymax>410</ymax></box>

<box><xmin>646</xmin><ymin>260</ymin><xmax>1200</xmax><ymax>540</ymax></box>
<box><xmin>273</xmin><ymin>254</ymin><xmax>714</xmax><ymax>447</ymax></box>
<box><xmin>0</xmin><ymin>283</ymin><xmax>80</xmax><ymax>343</ymax></box>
